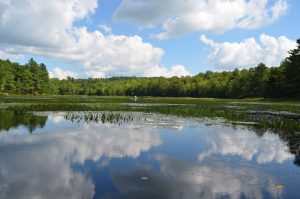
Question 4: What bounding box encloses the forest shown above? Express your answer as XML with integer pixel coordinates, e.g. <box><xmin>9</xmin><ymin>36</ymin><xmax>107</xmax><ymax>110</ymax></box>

<box><xmin>0</xmin><ymin>39</ymin><xmax>299</xmax><ymax>99</ymax></box>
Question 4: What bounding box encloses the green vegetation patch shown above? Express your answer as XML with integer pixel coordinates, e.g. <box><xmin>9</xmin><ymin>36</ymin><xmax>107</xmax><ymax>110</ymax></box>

<box><xmin>1</xmin><ymin>96</ymin><xmax>299</xmax><ymax>132</ymax></box>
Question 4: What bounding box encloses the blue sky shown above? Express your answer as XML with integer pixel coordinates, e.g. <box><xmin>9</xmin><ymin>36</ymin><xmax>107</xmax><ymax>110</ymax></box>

<box><xmin>0</xmin><ymin>0</ymin><xmax>299</xmax><ymax>79</ymax></box>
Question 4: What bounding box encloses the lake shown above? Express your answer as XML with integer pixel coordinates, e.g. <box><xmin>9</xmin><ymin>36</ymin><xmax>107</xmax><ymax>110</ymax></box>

<box><xmin>0</xmin><ymin>111</ymin><xmax>299</xmax><ymax>199</ymax></box>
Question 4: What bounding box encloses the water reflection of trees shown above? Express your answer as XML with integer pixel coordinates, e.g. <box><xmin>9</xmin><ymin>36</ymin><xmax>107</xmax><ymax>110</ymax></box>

<box><xmin>276</xmin><ymin>131</ymin><xmax>300</xmax><ymax>167</ymax></box>
<box><xmin>0</xmin><ymin>111</ymin><xmax>47</xmax><ymax>133</ymax></box>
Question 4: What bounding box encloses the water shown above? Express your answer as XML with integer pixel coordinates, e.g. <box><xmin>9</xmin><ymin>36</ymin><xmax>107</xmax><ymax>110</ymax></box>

<box><xmin>0</xmin><ymin>111</ymin><xmax>300</xmax><ymax>199</ymax></box>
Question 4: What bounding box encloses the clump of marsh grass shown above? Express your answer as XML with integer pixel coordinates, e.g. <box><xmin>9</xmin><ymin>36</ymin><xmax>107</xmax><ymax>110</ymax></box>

<box><xmin>64</xmin><ymin>112</ymin><xmax>135</xmax><ymax>125</ymax></box>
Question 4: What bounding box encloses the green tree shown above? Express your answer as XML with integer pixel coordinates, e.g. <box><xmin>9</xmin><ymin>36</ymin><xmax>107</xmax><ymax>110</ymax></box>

<box><xmin>266</xmin><ymin>66</ymin><xmax>286</xmax><ymax>97</ymax></box>
<box><xmin>19</xmin><ymin>68</ymin><xmax>34</xmax><ymax>94</ymax></box>
<box><xmin>250</xmin><ymin>63</ymin><xmax>269</xmax><ymax>97</ymax></box>
<box><xmin>0</xmin><ymin>60</ymin><xmax>17</xmax><ymax>93</ymax></box>
<box><xmin>282</xmin><ymin>39</ymin><xmax>300</xmax><ymax>97</ymax></box>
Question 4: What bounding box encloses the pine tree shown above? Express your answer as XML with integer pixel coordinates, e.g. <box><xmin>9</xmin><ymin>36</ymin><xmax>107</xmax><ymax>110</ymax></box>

<box><xmin>283</xmin><ymin>39</ymin><xmax>300</xmax><ymax>97</ymax></box>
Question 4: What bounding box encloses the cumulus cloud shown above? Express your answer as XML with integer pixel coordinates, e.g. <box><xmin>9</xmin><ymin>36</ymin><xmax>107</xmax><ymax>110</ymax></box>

<box><xmin>144</xmin><ymin>64</ymin><xmax>191</xmax><ymax>77</ymax></box>
<box><xmin>98</xmin><ymin>24</ymin><xmax>112</xmax><ymax>34</ymax></box>
<box><xmin>0</xmin><ymin>0</ymin><xmax>97</xmax><ymax>47</ymax></box>
<box><xmin>0</xmin><ymin>0</ymin><xmax>190</xmax><ymax>77</ymax></box>
<box><xmin>49</xmin><ymin>67</ymin><xmax>79</xmax><ymax>79</ymax></box>
<box><xmin>114</xmin><ymin>0</ymin><xmax>288</xmax><ymax>39</ymax></box>
<box><xmin>200</xmin><ymin>34</ymin><xmax>297</xmax><ymax>69</ymax></box>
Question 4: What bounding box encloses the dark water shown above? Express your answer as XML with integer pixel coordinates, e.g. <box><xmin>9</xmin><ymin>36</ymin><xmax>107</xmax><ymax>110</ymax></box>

<box><xmin>0</xmin><ymin>111</ymin><xmax>300</xmax><ymax>199</ymax></box>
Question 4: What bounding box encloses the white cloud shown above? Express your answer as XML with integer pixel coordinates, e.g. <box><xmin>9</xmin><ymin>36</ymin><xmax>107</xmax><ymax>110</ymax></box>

<box><xmin>114</xmin><ymin>0</ymin><xmax>288</xmax><ymax>39</ymax></box>
<box><xmin>144</xmin><ymin>64</ymin><xmax>191</xmax><ymax>77</ymax></box>
<box><xmin>49</xmin><ymin>67</ymin><xmax>79</xmax><ymax>79</ymax></box>
<box><xmin>0</xmin><ymin>48</ymin><xmax>24</xmax><ymax>61</ymax></box>
<box><xmin>200</xmin><ymin>34</ymin><xmax>297</xmax><ymax>69</ymax></box>
<box><xmin>98</xmin><ymin>24</ymin><xmax>112</xmax><ymax>34</ymax></box>
<box><xmin>0</xmin><ymin>0</ymin><xmax>190</xmax><ymax>77</ymax></box>
<box><xmin>0</xmin><ymin>0</ymin><xmax>97</xmax><ymax>47</ymax></box>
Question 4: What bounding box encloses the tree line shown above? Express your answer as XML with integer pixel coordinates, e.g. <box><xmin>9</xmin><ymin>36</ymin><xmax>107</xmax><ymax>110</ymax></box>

<box><xmin>1</xmin><ymin>39</ymin><xmax>299</xmax><ymax>98</ymax></box>
<box><xmin>0</xmin><ymin>58</ymin><xmax>49</xmax><ymax>94</ymax></box>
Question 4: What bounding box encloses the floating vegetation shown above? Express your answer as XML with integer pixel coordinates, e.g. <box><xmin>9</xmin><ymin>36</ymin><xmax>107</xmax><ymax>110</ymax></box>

<box><xmin>275</xmin><ymin>183</ymin><xmax>284</xmax><ymax>190</ymax></box>
<box><xmin>140</xmin><ymin>176</ymin><xmax>149</xmax><ymax>181</ymax></box>
<box><xmin>240</xmin><ymin>109</ymin><xmax>300</xmax><ymax>120</ymax></box>
<box><xmin>64</xmin><ymin>112</ymin><xmax>136</xmax><ymax>125</ymax></box>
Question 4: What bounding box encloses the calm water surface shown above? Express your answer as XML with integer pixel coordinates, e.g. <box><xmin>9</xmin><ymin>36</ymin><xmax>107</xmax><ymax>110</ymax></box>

<box><xmin>0</xmin><ymin>111</ymin><xmax>299</xmax><ymax>199</ymax></box>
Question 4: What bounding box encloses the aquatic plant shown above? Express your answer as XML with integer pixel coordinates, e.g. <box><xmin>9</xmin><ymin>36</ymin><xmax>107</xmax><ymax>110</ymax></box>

<box><xmin>64</xmin><ymin>112</ymin><xmax>135</xmax><ymax>125</ymax></box>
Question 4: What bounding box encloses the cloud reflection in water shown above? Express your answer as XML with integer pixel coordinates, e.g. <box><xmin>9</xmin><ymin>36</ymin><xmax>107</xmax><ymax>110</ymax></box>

<box><xmin>0</xmin><ymin>120</ymin><xmax>161</xmax><ymax>199</ymax></box>
<box><xmin>109</xmin><ymin>155</ymin><xmax>281</xmax><ymax>199</ymax></box>
<box><xmin>198</xmin><ymin>125</ymin><xmax>293</xmax><ymax>164</ymax></box>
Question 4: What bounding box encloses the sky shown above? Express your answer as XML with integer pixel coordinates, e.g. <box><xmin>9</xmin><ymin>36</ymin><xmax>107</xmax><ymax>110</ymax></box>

<box><xmin>0</xmin><ymin>0</ymin><xmax>299</xmax><ymax>79</ymax></box>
